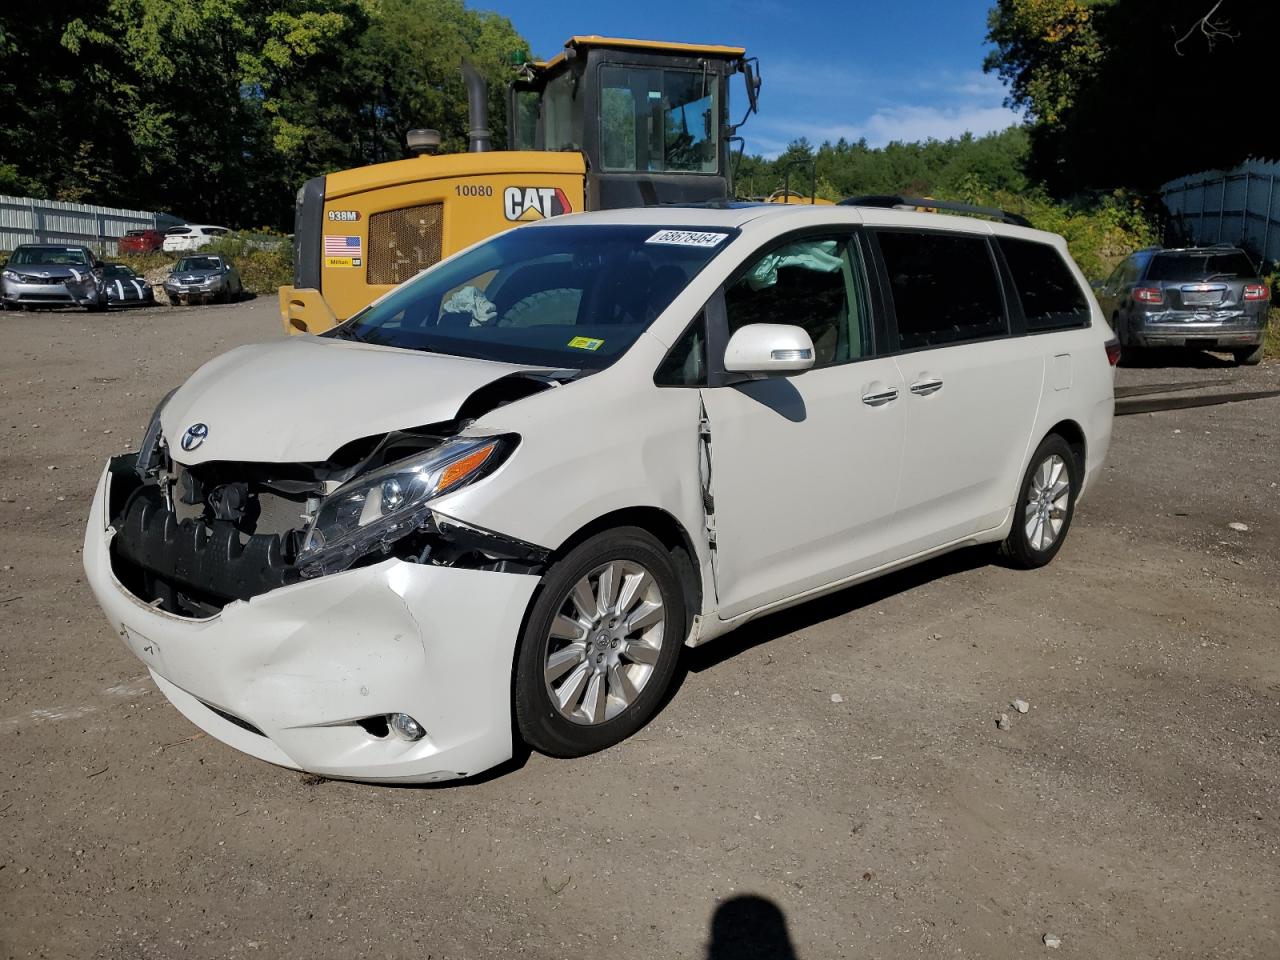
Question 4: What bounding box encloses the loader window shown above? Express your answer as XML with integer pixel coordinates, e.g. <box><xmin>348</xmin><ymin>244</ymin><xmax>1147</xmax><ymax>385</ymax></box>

<box><xmin>543</xmin><ymin>72</ymin><xmax>580</xmax><ymax>151</ymax></box>
<box><xmin>600</xmin><ymin>66</ymin><xmax>719</xmax><ymax>174</ymax></box>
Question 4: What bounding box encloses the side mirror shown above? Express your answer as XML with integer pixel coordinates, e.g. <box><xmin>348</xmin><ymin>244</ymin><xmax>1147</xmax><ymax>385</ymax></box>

<box><xmin>723</xmin><ymin>323</ymin><xmax>815</xmax><ymax>376</ymax></box>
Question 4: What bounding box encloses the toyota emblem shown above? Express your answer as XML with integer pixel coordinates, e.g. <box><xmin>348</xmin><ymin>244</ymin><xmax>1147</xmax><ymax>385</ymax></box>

<box><xmin>180</xmin><ymin>422</ymin><xmax>209</xmax><ymax>452</ymax></box>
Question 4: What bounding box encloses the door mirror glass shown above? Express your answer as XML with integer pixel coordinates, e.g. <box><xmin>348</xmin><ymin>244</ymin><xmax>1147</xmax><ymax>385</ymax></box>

<box><xmin>723</xmin><ymin>323</ymin><xmax>815</xmax><ymax>375</ymax></box>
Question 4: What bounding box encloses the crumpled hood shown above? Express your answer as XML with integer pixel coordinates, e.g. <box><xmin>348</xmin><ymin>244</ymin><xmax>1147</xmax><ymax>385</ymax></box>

<box><xmin>161</xmin><ymin>336</ymin><xmax>536</xmax><ymax>465</ymax></box>
<box><xmin>8</xmin><ymin>263</ymin><xmax>96</xmax><ymax>283</ymax></box>
<box><xmin>169</xmin><ymin>268</ymin><xmax>221</xmax><ymax>282</ymax></box>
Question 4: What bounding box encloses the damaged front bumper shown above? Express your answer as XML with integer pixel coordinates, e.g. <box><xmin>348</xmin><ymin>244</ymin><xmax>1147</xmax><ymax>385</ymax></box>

<box><xmin>83</xmin><ymin>460</ymin><xmax>540</xmax><ymax>783</ymax></box>
<box><xmin>2</xmin><ymin>277</ymin><xmax>102</xmax><ymax>308</ymax></box>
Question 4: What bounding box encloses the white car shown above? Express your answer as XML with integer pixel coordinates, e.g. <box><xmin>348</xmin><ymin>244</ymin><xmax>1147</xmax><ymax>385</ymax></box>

<box><xmin>161</xmin><ymin>224</ymin><xmax>230</xmax><ymax>253</ymax></box>
<box><xmin>84</xmin><ymin>202</ymin><xmax>1116</xmax><ymax>783</ymax></box>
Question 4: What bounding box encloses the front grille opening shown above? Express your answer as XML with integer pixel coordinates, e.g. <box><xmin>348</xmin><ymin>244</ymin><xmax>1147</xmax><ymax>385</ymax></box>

<box><xmin>200</xmin><ymin>701</ymin><xmax>265</xmax><ymax>737</ymax></box>
<box><xmin>356</xmin><ymin>715</ymin><xmax>390</xmax><ymax>739</ymax></box>
<box><xmin>367</xmin><ymin>203</ymin><xmax>443</xmax><ymax>286</ymax></box>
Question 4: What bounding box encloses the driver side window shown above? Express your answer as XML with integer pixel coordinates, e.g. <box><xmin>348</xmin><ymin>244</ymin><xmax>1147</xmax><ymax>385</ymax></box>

<box><xmin>724</xmin><ymin>235</ymin><xmax>870</xmax><ymax>367</ymax></box>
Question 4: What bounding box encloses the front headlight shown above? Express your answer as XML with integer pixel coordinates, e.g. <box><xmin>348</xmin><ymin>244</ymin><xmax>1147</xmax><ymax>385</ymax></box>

<box><xmin>2</xmin><ymin>269</ymin><xmax>17</xmax><ymax>282</ymax></box>
<box><xmin>297</xmin><ymin>435</ymin><xmax>515</xmax><ymax>576</ymax></box>
<box><xmin>135</xmin><ymin>387</ymin><xmax>178</xmax><ymax>479</ymax></box>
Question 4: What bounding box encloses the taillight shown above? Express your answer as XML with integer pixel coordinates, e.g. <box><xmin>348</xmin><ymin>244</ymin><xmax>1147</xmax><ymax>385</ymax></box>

<box><xmin>1133</xmin><ymin>287</ymin><xmax>1163</xmax><ymax>304</ymax></box>
<box><xmin>1244</xmin><ymin>283</ymin><xmax>1270</xmax><ymax>302</ymax></box>
<box><xmin>1105</xmin><ymin>338</ymin><xmax>1121</xmax><ymax>367</ymax></box>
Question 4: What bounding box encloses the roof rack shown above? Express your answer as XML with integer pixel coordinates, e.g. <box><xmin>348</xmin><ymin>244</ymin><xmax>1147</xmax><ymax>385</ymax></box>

<box><xmin>838</xmin><ymin>194</ymin><xmax>1032</xmax><ymax>229</ymax></box>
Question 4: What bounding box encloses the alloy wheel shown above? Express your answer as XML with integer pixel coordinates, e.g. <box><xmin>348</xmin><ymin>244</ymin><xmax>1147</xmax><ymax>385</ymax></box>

<box><xmin>1024</xmin><ymin>453</ymin><xmax>1071</xmax><ymax>551</ymax></box>
<box><xmin>542</xmin><ymin>560</ymin><xmax>665</xmax><ymax>725</ymax></box>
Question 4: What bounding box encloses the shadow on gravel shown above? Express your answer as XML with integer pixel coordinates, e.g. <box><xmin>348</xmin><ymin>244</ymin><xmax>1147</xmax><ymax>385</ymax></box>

<box><xmin>684</xmin><ymin>546</ymin><xmax>991</xmax><ymax>675</ymax></box>
<box><xmin>706</xmin><ymin>895</ymin><xmax>798</xmax><ymax>960</ymax></box>
<box><xmin>1120</xmin><ymin>347</ymin><xmax>1237</xmax><ymax>369</ymax></box>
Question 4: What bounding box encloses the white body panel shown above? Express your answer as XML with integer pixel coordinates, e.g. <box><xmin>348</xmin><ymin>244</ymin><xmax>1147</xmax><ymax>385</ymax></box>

<box><xmin>161</xmin><ymin>336</ymin><xmax>535</xmax><ymax>464</ymax></box>
<box><xmin>162</xmin><ymin>225</ymin><xmax>227</xmax><ymax>252</ymax></box>
<box><xmin>84</xmin><ymin>203</ymin><xmax>1115</xmax><ymax>782</ymax></box>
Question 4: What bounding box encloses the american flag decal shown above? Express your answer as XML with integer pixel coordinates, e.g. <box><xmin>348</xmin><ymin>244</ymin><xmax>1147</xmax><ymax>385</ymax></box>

<box><xmin>324</xmin><ymin>235</ymin><xmax>362</xmax><ymax>256</ymax></box>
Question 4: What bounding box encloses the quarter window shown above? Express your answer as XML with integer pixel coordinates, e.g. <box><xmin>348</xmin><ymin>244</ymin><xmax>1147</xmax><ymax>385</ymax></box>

<box><xmin>654</xmin><ymin>313</ymin><xmax>707</xmax><ymax>386</ymax></box>
<box><xmin>999</xmin><ymin>238</ymin><xmax>1090</xmax><ymax>332</ymax></box>
<box><xmin>876</xmin><ymin>231</ymin><xmax>1006</xmax><ymax>350</ymax></box>
<box><xmin>724</xmin><ymin>236</ymin><xmax>871</xmax><ymax>367</ymax></box>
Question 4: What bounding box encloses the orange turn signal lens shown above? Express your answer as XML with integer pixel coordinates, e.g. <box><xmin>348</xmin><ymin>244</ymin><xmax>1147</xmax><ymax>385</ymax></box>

<box><xmin>436</xmin><ymin>442</ymin><xmax>497</xmax><ymax>494</ymax></box>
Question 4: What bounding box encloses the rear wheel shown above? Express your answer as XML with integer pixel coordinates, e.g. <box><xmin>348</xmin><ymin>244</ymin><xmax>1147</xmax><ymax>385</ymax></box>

<box><xmin>1234</xmin><ymin>345</ymin><xmax>1263</xmax><ymax>366</ymax></box>
<box><xmin>998</xmin><ymin>434</ymin><xmax>1079</xmax><ymax>569</ymax></box>
<box><xmin>515</xmin><ymin>527</ymin><xmax>685</xmax><ymax>758</ymax></box>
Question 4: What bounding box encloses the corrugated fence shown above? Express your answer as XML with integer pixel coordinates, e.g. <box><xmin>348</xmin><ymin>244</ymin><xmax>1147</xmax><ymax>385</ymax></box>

<box><xmin>1161</xmin><ymin>158</ymin><xmax>1280</xmax><ymax>266</ymax></box>
<box><xmin>0</xmin><ymin>194</ymin><xmax>181</xmax><ymax>256</ymax></box>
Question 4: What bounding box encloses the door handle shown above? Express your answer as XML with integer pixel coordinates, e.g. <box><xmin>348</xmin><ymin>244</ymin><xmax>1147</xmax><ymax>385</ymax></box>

<box><xmin>861</xmin><ymin>388</ymin><xmax>899</xmax><ymax>406</ymax></box>
<box><xmin>909</xmin><ymin>378</ymin><xmax>944</xmax><ymax>396</ymax></box>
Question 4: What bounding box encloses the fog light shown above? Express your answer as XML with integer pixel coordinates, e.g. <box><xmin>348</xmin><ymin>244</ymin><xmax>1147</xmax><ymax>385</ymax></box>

<box><xmin>388</xmin><ymin>713</ymin><xmax>426</xmax><ymax>741</ymax></box>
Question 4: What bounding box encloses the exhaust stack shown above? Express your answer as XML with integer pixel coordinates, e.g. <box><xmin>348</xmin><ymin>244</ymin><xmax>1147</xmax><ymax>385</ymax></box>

<box><xmin>460</xmin><ymin>60</ymin><xmax>491</xmax><ymax>153</ymax></box>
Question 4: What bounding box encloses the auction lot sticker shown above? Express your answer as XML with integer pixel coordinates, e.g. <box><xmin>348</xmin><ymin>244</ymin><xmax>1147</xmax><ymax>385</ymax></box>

<box><xmin>645</xmin><ymin>230</ymin><xmax>729</xmax><ymax>247</ymax></box>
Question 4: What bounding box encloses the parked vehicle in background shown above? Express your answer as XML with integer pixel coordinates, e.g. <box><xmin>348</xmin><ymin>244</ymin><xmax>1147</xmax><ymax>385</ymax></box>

<box><xmin>85</xmin><ymin>201</ymin><xmax>1116</xmax><ymax>783</ymax></box>
<box><xmin>1097</xmin><ymin>245</ymin><xmax>1270</xmax><ymax>365</ymax></box>
<box><xmin>101</xmin><ymin>264</ymin><xmax>155</xmax><ymax>307</ymax></box>
<box><xmin>163</xmin><ymin>255</ymin><xmax>242</xmax><ymax>304</ymax></box>
<box><xmin>162</xmin><ymin>224</ymin><xmax>230</xmax><ymax>253</ymax></box>
<box><xmin>0</xmin><ymin>244</ymin><xmax>106</xmax><ymax>311</ymax></box>
<box><xmin>118</xmin><ymin>228</ymin><xmax>166</xmax><ymax>254</ymax></box>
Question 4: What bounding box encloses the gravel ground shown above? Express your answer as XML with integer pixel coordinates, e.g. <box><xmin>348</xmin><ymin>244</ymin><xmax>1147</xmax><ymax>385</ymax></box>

<box><xmin>1</xmin><ymin>300</ymin><xmax>1278</xmax><ymax>959</ymax></box>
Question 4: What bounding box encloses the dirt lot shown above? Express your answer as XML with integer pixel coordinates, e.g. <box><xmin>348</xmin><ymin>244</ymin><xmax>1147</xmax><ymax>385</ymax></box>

<box><xmin>2</xmin><ymin>300</ymin><xmax>1278</xmax><ymax>959</ymax></box>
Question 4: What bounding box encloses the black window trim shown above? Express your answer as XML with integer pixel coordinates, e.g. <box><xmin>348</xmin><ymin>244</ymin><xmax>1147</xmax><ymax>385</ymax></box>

<box><xmin>652</xmin><ymin>224</ymin><xmax>889</xmax><ymax>389</ymax></box>
<box><xmin>865</xmin><ymin>226</ymin><xmax>1015</xmax><ymax>357</ymax></box>
<box><xmin>994</xmin><ymin>236</ymin><xmax>1093</xmax><ymax>336</ymax></box>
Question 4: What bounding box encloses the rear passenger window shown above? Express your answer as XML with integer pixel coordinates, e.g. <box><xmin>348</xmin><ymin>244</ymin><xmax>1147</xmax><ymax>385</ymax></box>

<box><xmin>876</xmin><ymin>231</ymin><xmax>1005</xmax><ymax>350</ymax></box>
<box><xmin>999</xmin><ymin>238</ymin><xmax>1090</xmax><ymax>332</ymax></box>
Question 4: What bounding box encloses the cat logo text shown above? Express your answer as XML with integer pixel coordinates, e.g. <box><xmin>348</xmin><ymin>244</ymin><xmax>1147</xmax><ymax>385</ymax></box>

<box><xmin>503</xmin><ymin>186</ymin><xmax>573</xmax><ymax>222</ymax></box>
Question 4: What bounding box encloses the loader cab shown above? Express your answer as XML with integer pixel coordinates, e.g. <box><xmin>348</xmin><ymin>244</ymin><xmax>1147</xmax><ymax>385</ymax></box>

<box><xmin>508</xmin><ymin>36</ymin><xmax>756</xmax><ymax>208</ymax></box>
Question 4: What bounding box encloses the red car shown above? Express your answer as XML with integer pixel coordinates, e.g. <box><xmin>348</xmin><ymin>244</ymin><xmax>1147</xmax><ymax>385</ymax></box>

<box><xmin>118</xmin><ymin>229</ymin><xmax>165</xmax><ymax>254</ymax></box>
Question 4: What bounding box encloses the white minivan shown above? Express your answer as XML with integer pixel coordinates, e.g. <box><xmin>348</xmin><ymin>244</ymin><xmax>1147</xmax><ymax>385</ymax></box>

<box><xmin>84</xmin><ymin>202</ymin><xmax>1116</xmax><ymax>783</ymax></box>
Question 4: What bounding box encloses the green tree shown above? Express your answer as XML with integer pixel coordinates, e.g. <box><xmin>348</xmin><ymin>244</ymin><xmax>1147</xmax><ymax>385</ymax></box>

<box><xmin>0</xmin><ymin>1</ymin><xmax>529</xmax><ymax>228</ymax></box>
<box><xmin>985</xmin><ymin>0</ymin><xmax>1278</xmax><ymax>192</ymax></box>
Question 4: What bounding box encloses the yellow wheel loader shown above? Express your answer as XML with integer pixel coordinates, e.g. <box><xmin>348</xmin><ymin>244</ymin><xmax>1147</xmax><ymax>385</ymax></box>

<box><xmin>279</xmin><ymin>36</ymin><xmax>760</xmax><ymax>335</ymax></box>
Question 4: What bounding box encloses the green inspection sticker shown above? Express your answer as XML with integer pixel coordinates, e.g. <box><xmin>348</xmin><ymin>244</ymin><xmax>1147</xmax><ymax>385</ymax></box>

<box><xmin>567</xmin><ymin>336</ymin><xmax>604</xmax><ymax>351</ymax></box>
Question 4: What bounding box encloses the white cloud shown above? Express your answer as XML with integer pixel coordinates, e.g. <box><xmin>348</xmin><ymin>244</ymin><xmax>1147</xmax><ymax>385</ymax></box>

<box><xmin>747</xmin><ymin>102</ymin><xmax>1021</xmax><ymax>155</ymax></box>
<box><xmin>860</xmin><ymin>103</ymin><xmax>1022</xmax><ymax>143</ymax></box>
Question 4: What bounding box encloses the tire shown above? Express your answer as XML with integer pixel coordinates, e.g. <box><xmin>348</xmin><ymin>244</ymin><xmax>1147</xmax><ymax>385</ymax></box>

<box><xmin>514</xmin><ymin>526</ymin><xmax>686</xmax><ymax>758</ymax></box>
<box><xmin>1113</xmin><ymin>314</ymin><xmax>1134</xmax><ymax>366</ymax></box>
<box><xmin>1234</xmin><ymin>345</ymin><xmax>1263</xmax><ymax>366</ymax></box>
<box><xmin>998</xmin><ymin>434</ymin><xmax>1080</xmax><ymax>569</ymax></box>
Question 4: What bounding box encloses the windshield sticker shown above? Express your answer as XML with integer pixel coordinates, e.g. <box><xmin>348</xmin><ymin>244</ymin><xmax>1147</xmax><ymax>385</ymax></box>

<box><xmin>646</xmin><ymin>230</ymin><xmax>729</xmax><ymax>248</ymax></box>
<box><xmin>567</xmin><ymin>336</ymin><xmax>604</xmax><ymax>351</ymax></box>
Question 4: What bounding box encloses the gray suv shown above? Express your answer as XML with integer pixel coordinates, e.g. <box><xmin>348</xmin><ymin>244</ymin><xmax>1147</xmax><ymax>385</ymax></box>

<box><xmin>1096</xmin><ymin>245</ymin><xmax>1270</xmax><ymax>365</ymax></box>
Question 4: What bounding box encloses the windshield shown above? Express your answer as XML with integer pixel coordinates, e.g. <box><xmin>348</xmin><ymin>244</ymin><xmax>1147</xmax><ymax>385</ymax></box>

<box><xmin>331</xmin><ymin>224</ymin><xmax>737</xmax><ymax>369</ymax></box>
<box><xmin>1147</xmin><ymin>251</ymin><xmax>1256</xmax><ymax>281</ymax></box>
<box><xmin>176</xmin><ymin>257</ymin><xmax>221</xmax><ymax>271</ymax></box>
<box><xmin>10</xmin><ymin>246</ymin><xmax>91</xmax><ymax>266</ymax></box>
<box><xmin>103</xmin><ymin>265</ymin><xmax>134</xmax><ymax>278</ymax></box>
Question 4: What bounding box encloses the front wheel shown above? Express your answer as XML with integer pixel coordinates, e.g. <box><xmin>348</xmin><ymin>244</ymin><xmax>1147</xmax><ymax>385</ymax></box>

<box><xmin>998</xmin><ymin>434</ymin><xmax>1079</xmax><ymax>569</ymax></box>
<box><xmin>514</xmin><ymin>527</ymin><xmax>686</xmax><ymax>758</ymax></box>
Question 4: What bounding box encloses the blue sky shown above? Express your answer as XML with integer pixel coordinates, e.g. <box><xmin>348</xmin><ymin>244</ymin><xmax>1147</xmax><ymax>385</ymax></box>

<box><xmin>482</xmin><ymin>0</ymin><xmax>1022</xmax><ymax>157</ymax></box>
